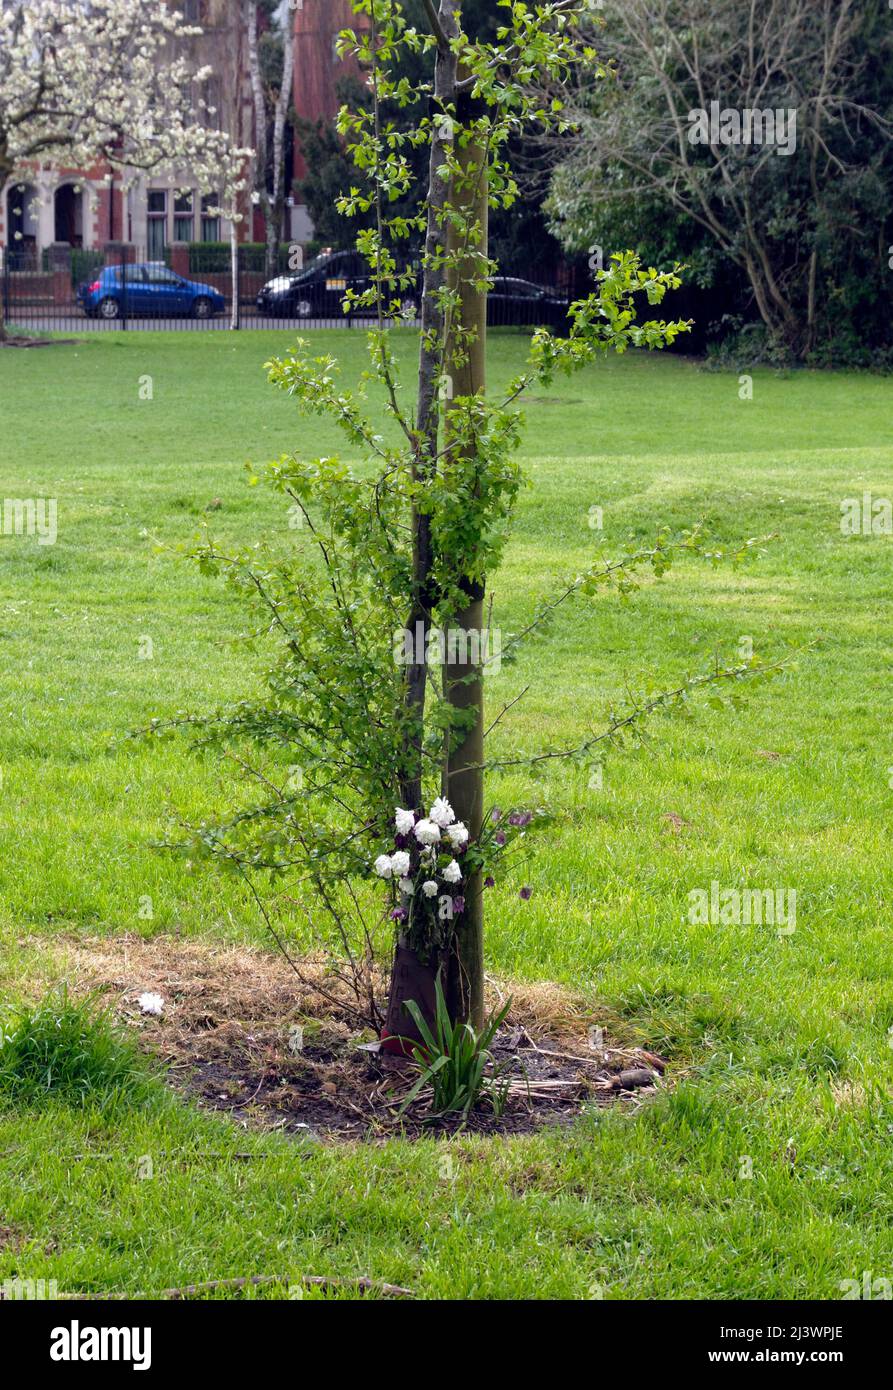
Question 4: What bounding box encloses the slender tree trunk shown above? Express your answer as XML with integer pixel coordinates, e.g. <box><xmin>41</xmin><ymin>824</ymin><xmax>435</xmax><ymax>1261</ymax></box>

<box><xmin>383</xmin><ymin>17</ymin><xmax>489</xmax><ymax>1042</ymax></box>
<box><xmin>0</xmin><ymin>149</ymin><xmax>11</xmax><ymax>342</ymax></box>
<box><xmin>269</xmin><ymin>7</ymin><xmax>295</xmax><ymax>278</ymax></box>
<box><xmin>444</xmin><ymin>89</ymin><xmax>488</xmax><ymax>1029</ymax></box>
<box><xmin>382</xmin><ymin>0</ymin><xmax>461</xmax><ymax>1049</ymax></box>
<box><xmin>230</xmin><ymin>219</ymin><xmax>239</xmax><ymax>331</ymax></box>
<box><xmin>246</xmin><ymin>0</ymin><xmax>271</xmax><ymax>273</ymax></box>
<box><xmin>397</xmin><ymin>0</ymin><xmax>459</xmax><ymax>815</ymax></box>
<box><xmin>247</xmin><ymin>0</ymin><xmax>294</xmax><ymax>280</ymax></box>
<box><xmin>265</xmin><ymin>209</ymin><xmax>278</xmax><ymax>277</ymax></box>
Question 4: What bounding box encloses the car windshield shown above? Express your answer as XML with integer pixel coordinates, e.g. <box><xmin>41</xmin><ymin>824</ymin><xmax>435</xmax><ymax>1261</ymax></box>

<box><xmin>299</xmin><ymin>253</ymin><xmax>333</xmax><ymax>277</ymax></box>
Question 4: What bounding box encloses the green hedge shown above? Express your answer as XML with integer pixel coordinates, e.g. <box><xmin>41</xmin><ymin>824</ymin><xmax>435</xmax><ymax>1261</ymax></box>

<box><xmin>40</xmin><ymin>247</ymin><xmax>105</xmax><ymax>287</ymax></box>
<box><xmin>187</xmin><ymin>241</ymin><xmax>294</xmax><ymax>274</ymax></box>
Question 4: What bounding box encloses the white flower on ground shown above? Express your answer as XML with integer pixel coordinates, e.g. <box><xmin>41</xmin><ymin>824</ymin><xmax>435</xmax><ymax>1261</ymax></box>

<box><xmin>445</xmin><ymin>821</ymin><xmax>469</xmax><ymax>848</ymax></box>
<box><xmin>395</xmin><ymin>807</ymin><xmax>415</xmax><ymax>835</ymax></box>
<box><xmin>390</xmin><ymin>850</ymin><xmax>411</xmax><ymax>876</ymax></box>
<box><xmin>398</xmin><ymin>877</ymin><xmax>414</xmax><ymax>895</ymax></box>
<box><xmin>374</xmin><ymin>854</ymin><xmax>394</xmax><ymax>878</ymax></box>
<box><xmin>137</xmin><ymin>992</ymin><xmax>164</xmax><ymax>1017</ymax></box>
<box><xmin>421</xmin><ymin>880</ymin><xmax>438</xmax><ymax>898</ymax></box>
<box><xmin>442</xmin><ymin>859</ymin><xmax>462</xmax><ymax>884</ymax></box>
<box><xmin>414</xmin><ymin>818</ymin><xmax>441</xmax><ymax>846</ymax></box>
<box><xmin>428</xmin><ymin>796</ymin><xmax>455</xmax><ymax>828</ymax></box>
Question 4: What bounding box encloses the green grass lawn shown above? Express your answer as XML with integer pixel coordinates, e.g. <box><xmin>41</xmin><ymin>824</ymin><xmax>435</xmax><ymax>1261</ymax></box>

<box><xmin>1</xmin><ymin>328</ymin><xmax>892</xmax><ymax>1299</ymax></box>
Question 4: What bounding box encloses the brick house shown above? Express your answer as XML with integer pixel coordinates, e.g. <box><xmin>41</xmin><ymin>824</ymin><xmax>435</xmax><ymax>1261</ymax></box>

<box><xmin>288</xmin><ymin>0</ymin><xmax>370</xmax><ymax>243</ymax></box>
<box><xmin>1</xmin><ymin>0</ymin><xmax>251</xmax><ymax>268</ymax></box>
<box><xmin>2</xmin><ymin>0</ymin><xmax>369</xmax><ymax>270</ymax></box>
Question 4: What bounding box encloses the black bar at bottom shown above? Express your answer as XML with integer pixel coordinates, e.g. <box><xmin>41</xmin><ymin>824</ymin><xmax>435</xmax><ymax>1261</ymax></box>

<box><xmin>2</xmin><ymin>1297</ymin><xmax>885</xmax><ymax>1376</ymax></box>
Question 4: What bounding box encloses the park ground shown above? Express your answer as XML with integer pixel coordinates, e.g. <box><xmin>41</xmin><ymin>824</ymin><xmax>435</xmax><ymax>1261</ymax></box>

<box><xmin>0</xmin><ymin>328</ymin><xmax>892</xmax><ymax>1298</ymax></box>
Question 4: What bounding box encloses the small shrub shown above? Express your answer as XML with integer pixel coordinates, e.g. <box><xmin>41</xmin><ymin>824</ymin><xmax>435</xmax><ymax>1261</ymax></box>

<box><xmin>0</xmin><ymin>986</ymin><xmax>151</xmax><ymax>1107</ymax></box>
<box><xmin>399</xmin><ymin>977</ymin><xmax>513</xmax><ymax>1121</ymax></box>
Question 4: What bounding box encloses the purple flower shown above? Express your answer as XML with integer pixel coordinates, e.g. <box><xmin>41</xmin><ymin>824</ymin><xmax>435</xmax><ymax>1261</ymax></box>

<box><xmin>394</xmin><ymin>833</ymin><xmax>409</xmax><ymax>850</ymax></box>
<box><xmin>390</xmin><ymin>907</ymin><xmax>407</xmax><ymax>921</ymax></box>
<box><xmin>484</xmin><ymin>875</ymin><xmax>495</xmax><ymax>889</ymax></box>
<box><xmin>490</xmin><ymin>808</ymin><xmax>502</xmax><ymax>823</ymax></box>
<box><xmin>509</xmin><ymin>810</ymin><xmax>534</xmax><ymax>828</ymax></box>
<box><xmin>494</xmin><ymin>831</ymin><xmax>506</xmax><ymax>847</ymax></box>
<box><xmin>452</xmin><ymin>896</ymin><xmax>465</xmax><ymax>914</ymax></box>
<box><xmin>519</xmin><ymin>885</ymin><xmax>533</xmax><ymax>901</ymax></box>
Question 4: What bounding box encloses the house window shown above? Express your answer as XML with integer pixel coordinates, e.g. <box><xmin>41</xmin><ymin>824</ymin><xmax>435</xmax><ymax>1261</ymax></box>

<box><xmin>174</xmin><ymin>192</ymin><xmax>194</xmax><ymax>242</ymax></box>
<box><xmin>147</xmin><ymin>189</ymin><xmax>167</xmax><ymax>258</ymax></box>
<box><xmin>200</xmin><ymin>192</ymin><xmax>221</xmax><ymax>242</ymax></box>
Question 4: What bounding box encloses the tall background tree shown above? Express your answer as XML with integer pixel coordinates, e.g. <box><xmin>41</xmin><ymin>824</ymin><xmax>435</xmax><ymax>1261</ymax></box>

<box><xmin>544</xmin><ymin>0</ymin><xmax>893</xmax><ymax>364</ymax></box>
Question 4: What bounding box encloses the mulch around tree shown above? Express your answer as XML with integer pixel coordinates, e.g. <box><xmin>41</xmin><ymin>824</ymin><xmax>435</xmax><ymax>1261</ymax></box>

<box><xmin>44</xmin><ymin>934</ymin><xmax>668</xmax><ymax>1141</ymax></box>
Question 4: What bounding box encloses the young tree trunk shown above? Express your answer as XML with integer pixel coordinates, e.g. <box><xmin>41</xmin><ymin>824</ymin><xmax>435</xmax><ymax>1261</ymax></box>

<box><xmin>230</xmin><ymin>220</ymin><xmax>239</xmax><ymax>331</ymax></box>
<box><xmin>443</xmin><ymin>92</ymin><xmax>488</xmax><ymax>1029</ymax></box>
<box><xmin>383</xmin><ymin>11</ymin><xmax>490</xmax><ymax>1043</ymax></box>
<box><xmin>382</xmin><ymin>0</ymin><xmax>461</xmax><ymax>1050</ymax></box>
<box><xmin>0</xmin><ymin>150</ymin><xmax>11</xmax><ymax>342</ymax></box>
<box><xmin>396</xmin><ymin>0</ymin><xmax>459</xmax><ymax>815</ymax></box>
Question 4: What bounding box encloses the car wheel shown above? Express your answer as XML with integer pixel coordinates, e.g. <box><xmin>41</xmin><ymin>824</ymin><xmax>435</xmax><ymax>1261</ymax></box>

<box><xmin>294</xmin><ymin>298</ymin><xmax>314</xmax><ymax>319</ymax></box>
<box><xmin>399</xmin><ymin>296</ymin><xmax>418</xmax><ymax>321</ymax></box>
<box><xmin>192</xmin><ymin>296</ymin><xmax>212</xmax><ymax>320</ymax></box>
<box><xmin>98</xmin><ymin>297</ymin><xmax>120</xmax><ymax>320</ymax></box>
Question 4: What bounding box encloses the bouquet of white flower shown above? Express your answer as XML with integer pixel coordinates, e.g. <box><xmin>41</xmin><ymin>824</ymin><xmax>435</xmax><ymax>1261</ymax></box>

<box><xmin>372</xmin><ymin>798</ymin><xmax>539</xmax><ymax>955</ymax></box>
<box><xmin>373</xmin><ymin>797</ymin><xmax>469</xmax><ymax>951</ymax></box>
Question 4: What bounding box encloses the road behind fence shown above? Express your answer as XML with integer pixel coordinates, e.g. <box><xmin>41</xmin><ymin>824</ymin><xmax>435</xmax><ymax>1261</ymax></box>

<box><xmin>2</xmin><ymin>241</ymin><xmax>585</xmax><ymax>335</ymax></box>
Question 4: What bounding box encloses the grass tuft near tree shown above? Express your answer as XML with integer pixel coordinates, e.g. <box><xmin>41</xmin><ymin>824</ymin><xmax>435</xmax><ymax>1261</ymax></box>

<box><xmin>0</xmin><ymin>988</ymin><xmax>151</xmax><ymax>1108</ymax></box>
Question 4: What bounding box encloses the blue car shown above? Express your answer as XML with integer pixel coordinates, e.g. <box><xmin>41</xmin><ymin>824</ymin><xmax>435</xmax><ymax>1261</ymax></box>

<box><xmin>78</xmin><ymin>262</ymin><xmax>225</xmax><ymax>320</ymax></box>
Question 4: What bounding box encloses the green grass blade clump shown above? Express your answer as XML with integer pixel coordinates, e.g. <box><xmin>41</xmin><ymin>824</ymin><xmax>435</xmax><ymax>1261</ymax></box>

<box><xmin>401</xmin><ymin>977</ymin><xmax>513</xmax><ymax>1120</ymax></box>
<box><xmin>0</xmin><ymin>986</ymin><xmax>152</xmax><ymax>1108</ymax></box>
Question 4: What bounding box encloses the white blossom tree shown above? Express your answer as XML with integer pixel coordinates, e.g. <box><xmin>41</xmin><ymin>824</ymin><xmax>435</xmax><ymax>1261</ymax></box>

<box><xmin>0</xmin><ymin>0</ymin><xmax>252</xmax><ymax>339</ymax></box>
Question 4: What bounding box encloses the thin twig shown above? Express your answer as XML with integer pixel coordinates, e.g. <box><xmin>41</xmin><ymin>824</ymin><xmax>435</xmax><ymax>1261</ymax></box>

<box><xmin>45</xmin><ymin>1274</ymin><xmax>414</xmax><ymax>1302</ymax></box>
<box><xmin>484</xmin><ymin>685</ymin><xmax>530</xmax><ymax>738</ymax></box>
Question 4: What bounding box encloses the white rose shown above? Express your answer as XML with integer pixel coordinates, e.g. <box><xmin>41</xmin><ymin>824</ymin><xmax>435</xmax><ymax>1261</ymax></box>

<box><xmin>373</xmin><ymin>854</ymin><xmax>393</xmax><ymax>878</ymax></box>
<box><xmin>442</xmin><ymin>859</ymin><xmax>462</xmax><ymax>884</ymax></box>
<box><xmin>429</xmin><ymin>796</ymin><xmax>455</xmax><ymax>828</ymax></box>
<box><xmin>445</xmin><ymin>822</ymin><xmax>469</xmax><ymax>848</ymax></box>
<box><xmin>414</xmin><ymin>818</ymin><xmax>441</xmax><ymax>846</ymax></box>
<box><xmin>390</xmin><ymin>850</ymin><xmax>411</xmax><ymax>876</ymax></box>
<box><xmin>395</xmin><ymin>807</ymin><xmax>415</xmax><ymax>835</ymax></box>
<box><xmin>421</xmin><ymin>880</ymin><xmax>438</xmax><ymax>898</ymax></box>
<box><xmin>398</xmin><ymin>877</ymin><xmax>414</xmax><ymax>895</ymax></box>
